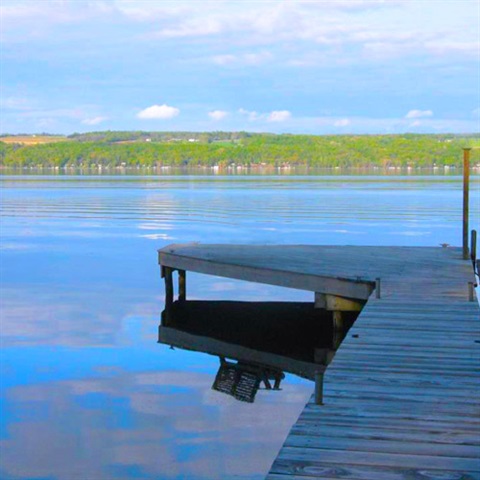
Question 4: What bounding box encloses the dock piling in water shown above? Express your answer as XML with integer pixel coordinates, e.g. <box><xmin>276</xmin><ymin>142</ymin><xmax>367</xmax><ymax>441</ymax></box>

<box><xmin>164</xmin><ymin>267</ymin><xmax>174</xmax><ymax>311</ymax></box>
<box><xmin>178</xmin><ymin>269</ymin><xmax>186</xmax><ymax>302</ymax></box>
<box><xmin>463</xmin><ymin>148</ymin><xmax>471</xmax><ymax>260</ymax></box>
<box><xmin>468</xmin><ymin>282</ymin><xmax>475</xmax><ymax>302</ymax></box>
<box><xmin>375</xmin><ymin>277</ymin><xmax>381</xmax><ymax>299</ymax></box>
<box><xmin>471</xmin><ymin>229</ymin><xmax>477</xmax><ymax>265</ymax></box>
<box><xmin>314</xmin><ymin>372</ymin><xmax>324</xmax><ymax>405</ymax></box>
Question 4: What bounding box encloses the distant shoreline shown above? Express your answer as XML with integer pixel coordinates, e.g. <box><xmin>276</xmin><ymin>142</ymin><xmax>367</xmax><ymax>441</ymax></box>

<box><xmin>1</xmin><ymin>132</ymin><xmax>479</xmax><ymax>169</ymax></box>
<box><xmin>1</xmin><ymin>165</ymin><xmax>479</xmax><ymax>177</ymax></box>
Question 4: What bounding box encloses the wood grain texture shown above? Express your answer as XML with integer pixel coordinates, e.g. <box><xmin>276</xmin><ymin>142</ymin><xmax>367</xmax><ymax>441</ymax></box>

<box><xmin>157</xmin><ymin>244</ymin><xmax>480</xmax><ymax>478</ymax></box>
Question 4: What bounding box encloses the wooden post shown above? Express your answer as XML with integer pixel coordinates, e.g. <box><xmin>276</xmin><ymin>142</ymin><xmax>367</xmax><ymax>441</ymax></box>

<box><xmin>471</xmin><ymin>230</ymin><xmax>477</xmax><ymax>264</ymax></box>
<box><xmin>333</xmin><ymin>310</ymin><xmax>343</xmax><ymax>330</ymax></box>
<box><xmin>463</xmin><ymin>148</ymin><xmax>471</xmax><ymax>260</ymax></box>
<box><xmin>164</xmin><ymin>267</ymin><xmax>174</xmax><ymax>308</ymax></box>
<box><xmin>178</xmin><ymin>270</ymin><xmax>186</xmax><ymax>302</ymax></box>
<box><xmin>314</xmin><ymin>292</ymin><xmax>326</xmax><ymax>309</ymax></box>
<box><xmin>468</xmin><ymin>282</ymin><xmax>475</xmax><ymax>302</ymax></box>
<box><xmin>314</xmin><ymin>371</ymin><xmax>324</xmax><ymax>405</ymax></box>
<box><xmin>375</xmin><ymin>278</ymin><xmax>381</xmax><ymax>299</ymax></box>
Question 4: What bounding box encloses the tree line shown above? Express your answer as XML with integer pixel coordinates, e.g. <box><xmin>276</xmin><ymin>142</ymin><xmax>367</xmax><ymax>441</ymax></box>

<box><xmin>1</xmin><ymin>132</ymin><xmax>478</xmax><ymax>168</ymax></box>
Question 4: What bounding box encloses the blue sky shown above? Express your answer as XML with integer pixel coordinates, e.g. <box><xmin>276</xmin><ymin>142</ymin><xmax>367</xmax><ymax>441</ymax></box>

<box><xmin>1</xmin><ymin>0</ymin><xmax>479</xmax><ymax>134</ymax></box>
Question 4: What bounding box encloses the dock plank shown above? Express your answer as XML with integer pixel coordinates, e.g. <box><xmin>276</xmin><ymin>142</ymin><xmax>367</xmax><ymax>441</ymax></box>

<box><xmin>157</xmin><ymin>244</ymin><xmax>480</xmax><ymax>479</ymax></box>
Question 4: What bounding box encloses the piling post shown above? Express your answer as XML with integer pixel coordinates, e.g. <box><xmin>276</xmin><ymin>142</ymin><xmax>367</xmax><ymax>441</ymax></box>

<box><xmin>463</xmin><ymin>148</ymin><xmax>471</xmax><ymax>260</ymax></box>
<box><xmin>332</xmin><ymin>310</ymin><xmax>343</xmax><ymax>330</ymax></box>
<box><xmin>375</xmin><ymin>278</ymin><xmax>381</xmax><ymax>299</ymax></box>
<box><xmin>468</xmin><ymin>282</ymin><xmax>475</xmax><ymax>302</ymax></box>
<box><xmin>314</xmin><ymin>371</ymin><xmax>324</xmax><ymax>405</ymax></box>
<box><xmin>164</xmin><ymin>267</ymin><xmax>174</xmax><ymax>307</ymax></box>
<box><xmin>178</xmin><ymin>270</ymin><xmax>186</xmax><ymax>302</ymax></box>
<box><xmin>471</xmin><ymin>230</ymin><xmax>477</xmax><ymax>264</ymax></box>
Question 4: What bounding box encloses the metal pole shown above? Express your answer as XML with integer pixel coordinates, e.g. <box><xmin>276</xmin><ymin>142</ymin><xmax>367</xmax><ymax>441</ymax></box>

<box><xmin>463</xmin><ymin>148</ymin><xmax>471</xmax><ymax>260</ymax></box>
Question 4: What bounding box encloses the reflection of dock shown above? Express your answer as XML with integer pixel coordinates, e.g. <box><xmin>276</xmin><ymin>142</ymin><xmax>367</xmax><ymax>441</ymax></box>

<box><xmin>158</xmin><ymin>300</ymin><xmax>352</xmax><ymax>384</ymax></box>
<box><xmin>158</xmin><ymin>244</ymin><xmax>479</xmax><ymax>479</ymax></box>
<box><xmin>158</xmin><ymin>300</ymin><xmax>351</xmax><ymax>404</ymax></box>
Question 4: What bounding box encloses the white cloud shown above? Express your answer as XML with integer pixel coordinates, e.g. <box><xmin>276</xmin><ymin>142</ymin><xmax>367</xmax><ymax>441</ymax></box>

<box><xmin>268</xmin><ymin>110</ymin><xmax>291</xmax><ymax>122</ymax></box>
<box><xmin>113</xmin><ymin>1</ymin><xmax>188</xmax><ymax>22</ymax></box>
<box><xmin>472</xmin><ymin>108</ymin><xmax>480</xmax><ymax>117</ymax></box>
<box><xmin>238</xmin><ymin>108</ymin><xmax>259</xmax><ymax>121</ymax></box>
<box><xmin>238</xmin><ymin>108</ymin><xmax>291</xmax><ymax>123</ymax></box>
<box><xmin>211</xmin><ymin>54</ymin><xmax>236</xmax><ymax>65</ymax></box>
<box><xmin>210</xmin><ymin>51</ymin><xmax>272</xmax><ymax>67</ymax></box>
<box><xmin>154</xmin><ymin>17</ymin><xmax>222</xmax><ymax>38</ymax></box>
<box><xmin>1</xmin><ymin>96</ymin><xmax>31</xmax><ymax>110</ymax></box>
<box><xmin>426</xmin><ymin>41</ymin><xmax>480</xmax><ymax>57</ymax></box>
<box><xmin>82</xmin><ymin>116</ymin><xmax>108</xmax><ymax>126</ymax></box>
<box><xmin>322</xmin><ymin>0</ymin><xmax>405</xmax><ymax>10</ymax></box>
<box><xmin>405</xmin><ymin>109</ymin><xmax>433</xmax><ymax>119</ymax></box>
<box><xmin>137</xmin><ymin>104</ymin><xmax>180</xmax><ymax>120</ymax></box>
<box><xmin>208</xmin><ymin>110</ymin><xmax>228</xmax><ymax>121</ymax></box>
<box><xmin>333</xmin><ymin>118</ymin><xmax>351</xmax><ymax>127</ymax></box>
<box><xmin>409</xmin><ymin>120</ymin><xmax>422</xmax><ymax>127</ymax></box>
<box><xmin>16</xmin><ymin>107</ymin><xmax>86</xmax><ymax>120</ymax></box>
<box><xmin>0</xmin><ymin>0</ymin><xmax>106</xmax><ymax>34</ymax></box>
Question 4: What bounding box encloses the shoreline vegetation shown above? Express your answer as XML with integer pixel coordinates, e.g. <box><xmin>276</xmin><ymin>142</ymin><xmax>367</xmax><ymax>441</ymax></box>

<box><xmin>1</xmin><ymin>131</ymin><xmax>479</xmax><ymax>170</ymax></box>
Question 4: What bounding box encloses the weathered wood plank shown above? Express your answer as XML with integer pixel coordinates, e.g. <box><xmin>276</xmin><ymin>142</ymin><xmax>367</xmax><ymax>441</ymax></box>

<box><xmin>284</xmin><ymin>434</ymin><xmax>480</xmax><ymax>457</ymax></box>
<box><xmin>159</xmin><ymin>248</ymin><xmax>374</xmax><ymax>299</ymax></box>
<box><xmin>323</xmin><ymin>383</ymin><xmax>480</xmax><ymax>399</ymax></box>
<box><xmin>338</xmin><ymin>343</ymin><xmax>480</xmax><ymax>358</ymax></box>
<box><xmin>157</xmin><ymin>244</ymin><xmax>480</xmax><ymax>479</ymax></box>
<box><xmin>302</xmin><ymin>396</ymin><xmax>480</xmax><ymax>416</ymax></box>
<box><xmin>300</xmin><ymin>404</ymin><xmax>480</xmax><ymax>424</ymax></box>
<box><xmin>272</xmin><ymin>447</ymin><xmax>480</xmax><ymax>472</ymax></box>
<box><xmin>296</xmin><ymin>413</ymin><xmax>480</xmax><ymax>431</ymax></box>
<box><xmin>324</xmin><ymin>371</ymin><xmax>479</xmax><ymax>387</ymax></box>
<box><xmin>269</xmin><ymin>459</ymin><xmax>480</xmax><ymax>480</ymax></box>
<box><xmin>289</xmin><ymin>423</ymin><xmax>480</xmax><ymax>446</ymax></box>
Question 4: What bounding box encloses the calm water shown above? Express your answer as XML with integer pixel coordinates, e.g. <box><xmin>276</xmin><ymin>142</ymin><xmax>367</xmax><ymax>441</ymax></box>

<box><xmin>1</xmin><ymin>175</ymin><xmax>479</xmax><ymax>480</ymax></box>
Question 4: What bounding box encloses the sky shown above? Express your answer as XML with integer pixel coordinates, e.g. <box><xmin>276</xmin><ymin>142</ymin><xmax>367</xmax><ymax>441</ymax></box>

<box><xmin>1</xmin><ymin>0</ymin><xmax>479</xmax><ymax>135</ymax></box>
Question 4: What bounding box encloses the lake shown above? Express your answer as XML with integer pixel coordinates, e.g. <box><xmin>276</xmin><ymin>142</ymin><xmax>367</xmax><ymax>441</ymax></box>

<box><xmin>1</xmin><ymin>174</ymin><xmax>479</xmax><ymax>480</ymax></box>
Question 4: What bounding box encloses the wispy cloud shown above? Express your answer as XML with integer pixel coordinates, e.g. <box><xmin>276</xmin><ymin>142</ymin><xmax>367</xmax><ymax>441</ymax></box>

<box><xmin>2</xmin><ymin>0</ymin><xmax>477</xmax><ymax>67</ymax></box>
<box><xmin>239</xmin><ymin>108</ymin><xmax>292</xmax><ymax>123</ymax></box>
<box><xmin>238</xmin><ymin>108</ymin><xmax>260</xmax><ymax>121</ymax></box>
<box><xmin>1</xmin><ymin>96</ymin><xmax>31</xmax><ymax>110</ymax></box>
<box><xmin>405</xmin><ymin>110</ymin><xmax>433</xmax><ymax>119</ymax></box>
<box><xmin>137</xmin><ymin>104</ymin><xmax>180</xmax><ymax>120</ymax></box>
<box><xmin>210</xmin><ymin>51</ymin><xmax>272</xmax><ymax>67</ymax></box>
<box><xmin>153</xmin><ymin>17</ymin><xmax>223</xmax><ymax>38</ymax></box>
<box><xmin>208</xmin><ymin>110</ymin><xmax>228</xmax><ymax>121</ymax></box>
<box><xmin>267</xmin><ymin>110</ymin><xmax>291</xmax><ymax>122</ymax></box>
<box><xmin>426</xmin><ymin>41</ymin><xmax>480</xmax><ymax>57</ymax></box>
<box><xmin>333</xmin><ymin>118</ymin><xmax>351</xmax><ymax>127</ymax></box>
<box><xmin>82</xmin><ymin>116</ymin><xmax>108</xmax><ymax>126</ymax></box>
<box><xmin>1</xmin><ymin>0</ymin><xmax>478</xmax><ymax>135</ymax></box>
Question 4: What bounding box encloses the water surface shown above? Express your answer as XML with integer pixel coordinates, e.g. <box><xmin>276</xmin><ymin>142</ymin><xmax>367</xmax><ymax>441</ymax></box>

<box><xmin>1</xmin><ymin>174</ymin><xmax>479</xmax><ymax>479</ymax></box>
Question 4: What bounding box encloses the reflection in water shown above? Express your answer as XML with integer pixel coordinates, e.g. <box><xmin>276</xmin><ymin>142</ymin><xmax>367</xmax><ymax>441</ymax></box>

<box><xmin>212</xmin><ymin>358</ymin><xmax>284</xmax><ymax>403</ymax></box>
<box><xmin>1</xmin><ymin>175</ymin><xmax>479</xmax><ymax>479</ymax></box>
<box><xmin>159</xmin><ymin>301</ymin><xmax>358</xmax><ymax>403</ymax></box>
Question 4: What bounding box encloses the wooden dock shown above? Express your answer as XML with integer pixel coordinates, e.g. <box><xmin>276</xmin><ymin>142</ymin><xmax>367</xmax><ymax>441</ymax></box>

<box><xmin>158</xmin><ymin>244</ymin><xmax>479</xmax><ymax>479</ymax></box>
